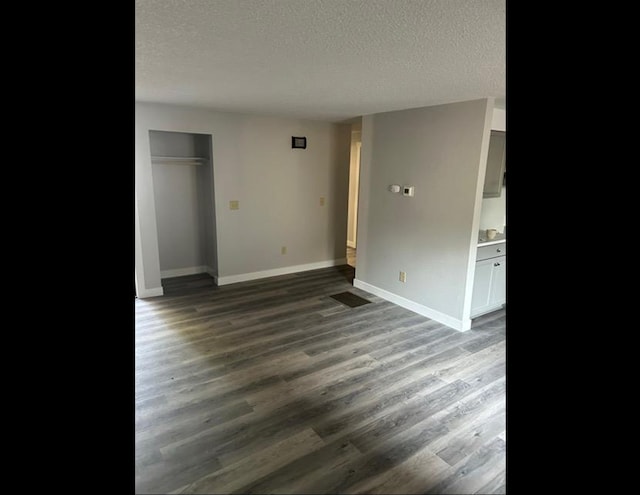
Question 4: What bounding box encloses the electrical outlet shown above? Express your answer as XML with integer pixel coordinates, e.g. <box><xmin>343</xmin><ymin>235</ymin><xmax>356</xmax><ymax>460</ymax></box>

<box><xmin>399</xmin><ymin>271</ymin><xmax>406</xmax><ymax>283</ymax></box>
<box><xmin>320</xmin><ymin>197</ymin><xmax>326</xmax><ymax>206</ymax></box>
<box><xmin>281</xmin><ymin>246</ymin><xmax>287</xmax><ymax>255</ymax></box>
<box><xmin>229</xmin><ymin>200</ymin><xmax>239</xmax><ymax>210</ymax></box>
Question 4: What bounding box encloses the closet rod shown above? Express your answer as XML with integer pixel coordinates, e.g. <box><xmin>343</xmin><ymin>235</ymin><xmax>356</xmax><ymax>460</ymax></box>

<box><xmin>151</xmin><ymin>155</ymin><xmax>208</xmax><ymax>165</ymax></box>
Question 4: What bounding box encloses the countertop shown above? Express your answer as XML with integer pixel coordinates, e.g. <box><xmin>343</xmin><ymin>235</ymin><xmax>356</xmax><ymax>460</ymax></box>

<box><xmin>478</xmin><ymin>230</ymin><xmax>506</xmax><ymax>246</ymax></box>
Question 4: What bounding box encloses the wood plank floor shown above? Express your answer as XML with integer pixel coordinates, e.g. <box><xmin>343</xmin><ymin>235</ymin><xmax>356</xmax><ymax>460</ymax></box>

<box><xmin>136</xmin><ymin>266</ymin><xmax>506</xmax><ymax>494</ymax></box>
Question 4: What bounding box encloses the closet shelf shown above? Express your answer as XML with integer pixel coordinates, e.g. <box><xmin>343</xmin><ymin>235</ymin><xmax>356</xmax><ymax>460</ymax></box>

<box><xmin>151</xmin><ymin>155</ymin><xmax>208</xmax><ymax>165</ymax></box>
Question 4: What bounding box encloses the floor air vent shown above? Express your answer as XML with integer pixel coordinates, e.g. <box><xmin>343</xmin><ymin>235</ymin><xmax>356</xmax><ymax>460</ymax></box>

<box><xmin>329</xmin><ymin>292</ymin><xmax>372</xmax><ymax>308</ymax></box>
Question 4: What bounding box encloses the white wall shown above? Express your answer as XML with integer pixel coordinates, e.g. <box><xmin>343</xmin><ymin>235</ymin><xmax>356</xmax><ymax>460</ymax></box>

<box><xmin>135</xmin><ymin>102</ymin><xmax>351</xmax><ymax>295</ymax></box>
<box><xmin>492</xmin><ymin>108</ymin><xmax>505</xmax><ymax>131</ymax></box>
<box><xmin>355</xmin><ymin>99</ymin><xmax>494</xmax><ymax>331</ymax></box>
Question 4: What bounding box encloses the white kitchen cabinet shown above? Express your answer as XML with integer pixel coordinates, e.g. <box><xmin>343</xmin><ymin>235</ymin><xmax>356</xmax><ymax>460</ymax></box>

<box><xmin>471</xmin><ymin>248</ymin><xmax>506</xmax><ymax>318</ymax></box>
<box><xmin>483</xmin><ymin>130</ymin><xmax>506</xmax><ymax>198</ymax></box>
<box><xmin>489</xmin><ymin>258</ymin><xmax>506</xmax><ymax>305</ymax></box>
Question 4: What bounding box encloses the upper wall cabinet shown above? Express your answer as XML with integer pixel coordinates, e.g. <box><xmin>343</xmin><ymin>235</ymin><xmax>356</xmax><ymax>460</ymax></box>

<box><xmin>483</xmin><ymin>130</ymin><xmax>506</xmax><ymax>198</ymax></box>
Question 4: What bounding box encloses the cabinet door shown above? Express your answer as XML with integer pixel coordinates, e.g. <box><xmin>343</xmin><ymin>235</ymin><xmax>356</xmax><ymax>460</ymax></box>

<box><xmin>483</xmin><ymin>130</ymin><xmax>506</xmax><ymax>198</ymax></box>
<box><xmin>471</xmin><ymin>258</ymin><xmax>494</xmax><ymax>316</ymax></box>
<box><xmin>489</xmin><ymin>256</ymin><xmax>506</xmax><ymax>306</ymax></box>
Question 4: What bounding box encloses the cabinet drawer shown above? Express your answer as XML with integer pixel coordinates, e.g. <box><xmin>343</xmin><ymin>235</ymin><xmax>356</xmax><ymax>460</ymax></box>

<box><xmin>477</xmin><ymin>242</ymin><xmax>506</xmax><ymax>261</ymax></box>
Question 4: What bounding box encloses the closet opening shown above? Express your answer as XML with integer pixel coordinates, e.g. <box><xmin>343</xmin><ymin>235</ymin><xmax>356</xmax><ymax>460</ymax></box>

<box><xmin>149</xmin><ymin>130</ymin><xmax>218</xmax><ymax>294</ymax></box>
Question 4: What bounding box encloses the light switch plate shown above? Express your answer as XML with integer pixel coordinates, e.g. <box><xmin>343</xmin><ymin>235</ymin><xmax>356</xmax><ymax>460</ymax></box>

<box><xmin>402</xmin><ymin>186</ymin><xmax>414</xmax><ymax>197</ymax></box>
<box><xmin>389</xmin><ymin>184</ymin><xmax>401</xmax><ymax>193</ymax></box>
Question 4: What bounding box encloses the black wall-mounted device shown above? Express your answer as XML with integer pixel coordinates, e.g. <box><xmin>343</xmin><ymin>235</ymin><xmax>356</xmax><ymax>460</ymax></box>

<box><xmin>292</xmin><ymin>136</ymin><xmax>307</xmax><ymax>149</ymax></box>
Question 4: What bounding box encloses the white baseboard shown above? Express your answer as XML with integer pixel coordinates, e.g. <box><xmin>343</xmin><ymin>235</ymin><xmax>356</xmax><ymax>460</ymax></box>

<box><xmin>136</xmin><ymin>286</ymin><xmax>164</xmax><ymax>298</ymax></box>
<box><xmin>217</xmin><ymin>258</ymin><xmax>347</xmax><ymax>286</ymax></box>
<box><xmin>471</xmin><ymin>303</ymin><xmax>505</xmax><ymax>319</ymax></box>
<box><xmin>160</xmin><ymin>266</ymin><xmax>209</xmax><ymax>279</ymax></box>
<box><xmin>353</xmin><ymin>278</ymin><xmax>470</xmax><ymax>332</ymax></box>
<box><xmin>347</xmin><ymin>240</ymin><xmax>356</xmax><ymax>249</ymax></box>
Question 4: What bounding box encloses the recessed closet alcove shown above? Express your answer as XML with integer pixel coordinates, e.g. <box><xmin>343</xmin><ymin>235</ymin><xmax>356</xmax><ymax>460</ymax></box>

<box><xmin>149</xmin><ymin>130</ymin><xmax>218</xmax><ymax>282</ymax></box>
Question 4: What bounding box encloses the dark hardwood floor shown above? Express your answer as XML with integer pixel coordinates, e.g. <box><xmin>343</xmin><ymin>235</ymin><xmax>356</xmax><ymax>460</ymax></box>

<box><xmin>136</xmin><ymin>266</ymin><xmax>506</xmax><ymax>494</ymax></box>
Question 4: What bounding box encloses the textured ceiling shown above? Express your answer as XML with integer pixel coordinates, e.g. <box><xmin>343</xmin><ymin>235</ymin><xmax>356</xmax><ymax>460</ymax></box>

<box><xmin>136</xmin><ymin>0</ymin><xmax>505</xmax><ymax>122</ymax></box>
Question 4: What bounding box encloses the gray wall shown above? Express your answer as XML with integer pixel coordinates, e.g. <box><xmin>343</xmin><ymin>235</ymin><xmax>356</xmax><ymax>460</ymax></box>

<box><xmin>135</xmin><ymin>102</ymin><xmax>351</xmax><ymax>295</ymax></box>
<box><xmin>152</xmin><ymin>161</ymin><xmax>206</xmax><ymax>271</ymax></box>
<box><xmin>149</xmin><ymin>130</ymin><xmax>210</xmax><ymax>157</ymax></box>
<box><xmin>198</xmin><ymin>138</ymin><xmax>217</xmax><ymax>275</ymax></box>
<box><xmin>355</xmin><ymin>99</ymin><xmax>493</xmax><ymax>330</ymax></box>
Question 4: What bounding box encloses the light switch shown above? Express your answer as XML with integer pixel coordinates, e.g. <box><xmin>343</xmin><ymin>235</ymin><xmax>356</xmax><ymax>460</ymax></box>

<box><xmin>389</xmin><ymin>184</ymin><xmax>401</xmax><ymax>193</ymax></box>
<box><xmin>229</xmin><ymin>200</ymin><xmax>239</xmax><ymax>210</ymax></box>
<box><xmin>402</xmin><ymin>186</ymin><xmax>414</xmax><ymax>197</ymax></box>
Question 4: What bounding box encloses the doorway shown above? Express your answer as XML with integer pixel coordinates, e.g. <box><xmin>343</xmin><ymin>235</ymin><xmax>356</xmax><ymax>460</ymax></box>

<box><xmin>346</xmin><ymin>126</ymin><xmax>361</xmax><ymax>268</ymax></box>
